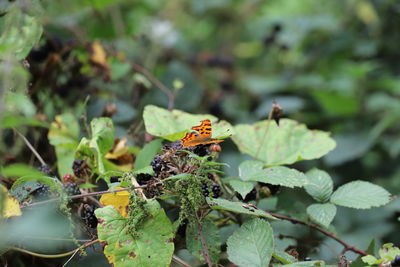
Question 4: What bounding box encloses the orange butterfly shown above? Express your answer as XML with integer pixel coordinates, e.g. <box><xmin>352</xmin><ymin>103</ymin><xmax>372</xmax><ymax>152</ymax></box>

<box><xmin>181</xmin><ymin>119</ymin><xmax>224</xmax><ymax>147</ymax></box>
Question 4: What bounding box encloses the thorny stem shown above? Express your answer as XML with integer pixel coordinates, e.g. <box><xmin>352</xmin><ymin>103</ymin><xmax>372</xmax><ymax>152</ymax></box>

<box><xmin>132</xmin><ymin>63</ymin><xmax>175</xmax><ymax>110</ymax></box>
<box><xmin>268</xmin><ymin>212</ymin><xmax>368</xmax><ymax>256</ymax></box>
<box><xmin>198</xmin><ymin>221</ymin><xmax>213</xmax><ymax>267</ymax></box>
<box><xmin>24</xmin><ymin>186</ymin><xmax>147</xmax><ymax>208</ymax></box>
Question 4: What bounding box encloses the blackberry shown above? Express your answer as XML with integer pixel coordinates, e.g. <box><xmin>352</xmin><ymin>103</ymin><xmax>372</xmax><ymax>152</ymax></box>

<box><xmin>193</xmin><ymin>145</ymin><xmax>209</xmax><ymax>157</ymax></box>
<box><xmin>110</xmin><ymin>176</ymin><xmax>121</xmax><ymax>183</ymax></box>
<box><xmin>211</xmin><ymin>183</ymin><xmax>222</xmax><ymax>198</ymax></box>
<box><xmin>304</xmin><ymin>257</ymin><xmax>312</xmax><ymax>261</ymax></box>
<box><xmin>207</xmin><ymin>173</ymin><xmax>214</xmax><ymax>180</ymax></box>
<box><xmin>37</xmin><ymin>165</ymin><xmax>55</xmax><ymax>177</ymax></box>
<box><xmin>151</xmin><ymin>155</ymin><xmax>163</xmax><ymax>174</ymax></box>
<box><xmin>136</xmin><ymin>173</ymin><xmax>153</xmax><ymax>185</ymax></box>
<box><xmin>32</xmin><ymin>184</ymin><xmax>51</xmax><ymax>201</ymax></box>
<box><xmin>391</xmin><ymin>255</ymin><xmax>400</xmax><ymax>267</ymax></box>
<box><xmin>72</xmin><ymin>159</ymin><xmax>90</xmax><ymax>178</ymax></box>
<box><xmin>63</xmin><ymin>182</ymin><xmax>81</xmax><ymax>196</ymax></box>
<box><xmin>237</xmin><ymin>187</ymin><xmax>257</xmax><ymax>202</ymax></box>
<box><xmin>82</xmin><ymin>204</ymin><xmax>98</xmax><ymax>228</ymax></box>
<box><xmin>201</xmin><ymin>183</ymin><xmax>210</xmax><ymax>197</ymax></box>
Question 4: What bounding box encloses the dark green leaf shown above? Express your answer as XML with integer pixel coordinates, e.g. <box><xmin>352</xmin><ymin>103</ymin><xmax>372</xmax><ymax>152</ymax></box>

<box><xmin>306</xmin><ymin>203</ymin><xmax>336</xmax><ymax>228</ymax></box>
<box><xmin>227</xmin><ymin>218</ymin><xmax>274</xmax><ymax>267</ymax></box>
<box><xmin>304</xmin><ymin>169</ymin><xmax>333</xmax><ymax>202</ymax></box>
<box><xmin>330</xmin><ymin>181</ymin><xmax>391</xmax><ymax>209</ymax></box>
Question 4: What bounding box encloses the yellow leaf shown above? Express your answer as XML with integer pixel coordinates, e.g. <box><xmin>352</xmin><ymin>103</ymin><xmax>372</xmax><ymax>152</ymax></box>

<box><xmin>1</xmin><ymin>184</ymin><xmax>21</xmax><ymax>218</ymax></box>
<box><xmin>90</xmin><ymin>41</ymin><xmax>108</xmax><ymax>68</ymax></box>
<box><xmin>105</xmin><ymin>138</ymin><xmax>130</xmax><ymax>159</ymax></box>
<box><xmin>99</xmin><ymin>187</ymin><xmax>129</xmax><ymax>217</ymax></box>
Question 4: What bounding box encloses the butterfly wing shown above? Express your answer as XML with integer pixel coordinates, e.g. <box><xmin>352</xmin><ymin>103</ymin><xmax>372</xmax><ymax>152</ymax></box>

<box><xmin>181</xmin><ymin>119</ymin><xmax>224</xmax><ymax>147</ymax></box>
<box><xmin>191</xmin><ymin>119</ymin><xmax>212</xmax><ymax>139</ymax></box>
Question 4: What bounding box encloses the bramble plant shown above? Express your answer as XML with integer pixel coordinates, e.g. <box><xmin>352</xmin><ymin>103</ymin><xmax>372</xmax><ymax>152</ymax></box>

<box><xmin>0</xmin><ymin>105</ymin><xmax>394</xmax><ymax>266</ymax></box>
<box><xmin>1</xmin><ymin>1</ymin><xmax>400</xmax><ymax>267</ymax></box>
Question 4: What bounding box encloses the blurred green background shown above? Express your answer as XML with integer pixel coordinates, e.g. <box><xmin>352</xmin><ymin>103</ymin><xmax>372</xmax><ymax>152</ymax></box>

<box><xmin>1</xmin><ymin>0</ymin><xmax>400</xmax><ymax>265</ymax></box>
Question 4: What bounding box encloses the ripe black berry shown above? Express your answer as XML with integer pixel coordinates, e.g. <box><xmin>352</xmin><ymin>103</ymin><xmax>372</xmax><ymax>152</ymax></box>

<box><xmin>151</xmin><ymin>155</ymin><xmax>163</xmax><ymax>174</ymax></box>
<box><xmin>201</xmin><ymin>183</ymin><xmax>209</xmax><ymax>197</ymax></box>
<box><xmin>136</xmin><ymin>173</ymin><xmax>153</xmax><ymax>185</ymax></box>
<box><xmin>82</xmin><ymin>204</ymin><xmax>98</xmax><ymax>228</ymax></box>
<box><xmin>110</xmin><ymin>176</ymin><xmax>121</xmax><ymax>183</ymax></box>
<box><xmin>211</xmin><ymin>183</ymin><xmax>222</xmax><ymax>198</ymax></box>
<box><xmin>391</xmin><ymin>255</ymin><xmax>400</xmax><ymax>267</ymax></box>
<box><xmin>193</xmin><ymin>145</ymin><xmax>210</xmax><ymax>157</ymax></box>
<box><xmin>237</xmin><ymin>188</ymin><xmax>257</xmax><ymax>202</ymax></box>
<box><xmin>63</xmin><ymin>182</ymin><xmax>81</xmax><ymax>196</ymax></box>
<box><xmin>72</xmin><ymin>159</ymin><xmax>90</xmax><ymax>178</ymax></box>
<box><xmin>304</xmin><ymin>257</ymin><xmax>312</xmax><ymax>261</ymax></box>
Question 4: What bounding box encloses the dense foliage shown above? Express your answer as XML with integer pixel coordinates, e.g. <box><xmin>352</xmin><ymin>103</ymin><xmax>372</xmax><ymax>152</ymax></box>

<box><xmin>1</xmin><ymin>0</ymin><xmax>399</xmax><ymax>266</ymax></box>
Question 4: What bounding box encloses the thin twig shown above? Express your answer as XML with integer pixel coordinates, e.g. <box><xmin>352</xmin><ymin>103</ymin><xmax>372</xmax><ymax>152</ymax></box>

<box><xmin>24</xmin><ymin>186</ymin><xmax>147</xmax><ymax>208</ymax></box>
<box><xmin>62</xmin><ymin>248</ymin><xmax>80</xmax><ymax>267</ymax></box>
<box><xmin>132</xmin><ymin>63</ymin><xmax>175</xmax><ymax>110</ymax></box>
<box><xmin>8</xmin><ymin>239</ymin><xmax>99</xmax><ymax>259</ymax></box>
<box><xmin>268</xmin><ymin>212</ymin><xmax>367</xmax><ymax>256</ymax></box>
<box><xmin>172</xmin><ymin>255</ymin><xmax>193</xmax><ymax>267</ymax></box>
<box><xmin>13</xmin><ymin>129</ymin><xmax>46</xmax><ymax>166</ymax></box>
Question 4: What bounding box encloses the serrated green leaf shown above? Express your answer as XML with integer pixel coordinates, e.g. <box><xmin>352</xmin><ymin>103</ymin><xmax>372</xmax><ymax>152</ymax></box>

<box><xmin>134</xmin><ymin>139</ymin><xmax>162</xmax><ymax>171</ymax></box>
<box><xmin>330</xmin><ymin>181</ymin><xmax>391</xmax><ymax>209</ymax></box>
<box><xmin>229</xmin><ymin>180</ymin><xmax>255</xmax><ymax>199</ymax></box>
<box><xmin>249</xmin><ymin>166</ymin><xmax>308</xmax><ymax>188</ymax></box>
<box><xmin>232</xmin><ymin>119</ymin><xmax>336</xmax><ymax>166</ymax></box>
<box><xmin>95</xmin><ymin>200</ymin><xmax>174</xmax><ymax>267</ymax></box>
<box><xmin>143</xmin><ymin>105</ymin><xmax>234</xmax><ymax>141</ymax></box>
<box><xmin>206</xmin><ymin>198</ymin><xmax>278</xmax><ymax>220</ymax></box>
<box><xmin>306</xmin><ymin>203</ymin><xmax>337</xmax><ymax>228</ymax></box>
<box><xmin>227</xmin><ymin>218</ymin><xmax>274</xmax><ymax>267</ymax></box>
<box><xmin>186</xmin><ymin>219</ymin><xmax>221</xmax><ymax>264</ymax></box>
<box><xmin>238</xmin><ymin>160</ymin><xmax>265</xmax><ymax>181</ymax></box>
<box><xmin>304</xmin><ymin>169</ymin><xmax>333</xmax><ymax>202</ymax></box>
